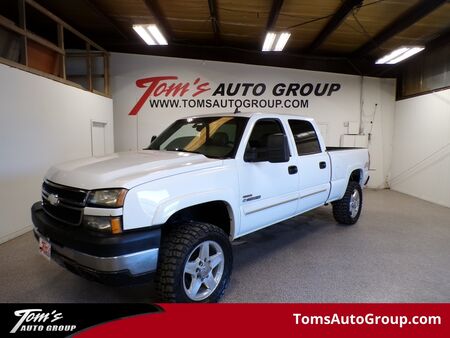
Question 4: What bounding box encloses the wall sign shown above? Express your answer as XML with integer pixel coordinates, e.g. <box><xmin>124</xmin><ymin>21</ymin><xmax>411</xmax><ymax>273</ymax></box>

<box><xmin>128</xmin><ymin>75</ymin><xmax>342</xmax><ymax>116</ymax></box>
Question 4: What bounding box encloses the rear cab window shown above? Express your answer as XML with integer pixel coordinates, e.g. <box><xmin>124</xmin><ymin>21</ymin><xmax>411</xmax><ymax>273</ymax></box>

<box><xmin>288</xmin><ymin>120</ymin><xmax>322</xmax><ymax>156</ymax></box>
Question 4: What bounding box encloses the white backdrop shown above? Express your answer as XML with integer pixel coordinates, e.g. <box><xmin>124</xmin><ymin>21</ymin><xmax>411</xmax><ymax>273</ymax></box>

<box><xmin>111</xmin><ymin>52</ymin><xmax>396</xmax><ymax>189</ymax></box>
<box><xmin>391</xmin><ymin>88</ymin><xmax>450</xmax><ymax>208</ymax></box>
<box><xmin>0</xmin><ymin>63</ymin><xmax>114</xmax><ymax>243</ymax></box>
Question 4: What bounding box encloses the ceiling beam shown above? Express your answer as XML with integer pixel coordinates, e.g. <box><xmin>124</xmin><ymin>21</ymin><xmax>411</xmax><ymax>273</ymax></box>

<box><xmin>143</xmin><ymin>0</ymin><xmax>172</xmax><ymax>40</ymax></box>
<box><xmin>108</xmin><ymin>41</ymin><xmax>363</xmax><ymax>76</ymax></box>
<box><xmin>208</xmin><ymin>0</ymin><xmax>221</xmax><ymax>43</ymax></box>
<box><xmin>426</xmin><ymin>26</ymin><xmax>450</xmax><ymax>51</ymax></box>
<box><xmin>308</xmin><ymin>0</ymin><xmax>363</xmax><ymax>52</ymax></box>
<box><xmin>266</xmin><ymin>0</ymin><xmax>284</xmax><ymax>30</ymax></box>
<box><xmin>353</xmin><ymin>0</ymin><xmax>446</xmax><ymax>57</ymax></box>
<box><xmin>82</xmin><ymin>0</ymin><xmax>129</xmax><ymax>40</ymax></box>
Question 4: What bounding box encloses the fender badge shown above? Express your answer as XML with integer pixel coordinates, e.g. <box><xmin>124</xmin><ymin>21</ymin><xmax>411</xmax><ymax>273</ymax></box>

<box><xmin>242</xmin><ymin>195</ymin><xmax>261</xmax><ymax>203</ymax></box>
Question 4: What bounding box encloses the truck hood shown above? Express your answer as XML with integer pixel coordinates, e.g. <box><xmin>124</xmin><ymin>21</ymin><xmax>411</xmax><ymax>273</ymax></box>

<box><xmin>45</xmin><ymin>150</ymin><xmax>223</xmax><ymax>190</ymax></box>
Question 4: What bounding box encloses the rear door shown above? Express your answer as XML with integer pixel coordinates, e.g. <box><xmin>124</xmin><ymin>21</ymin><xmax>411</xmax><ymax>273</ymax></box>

<box><xmin>288</xmin><ymin>119</ymin><xmax>331</xmax><ymax>213</ymax></box>
<box><xmin>237</xmin><ymin>118</ymin><xmax>299</xmax><ymax>235</ymax></box>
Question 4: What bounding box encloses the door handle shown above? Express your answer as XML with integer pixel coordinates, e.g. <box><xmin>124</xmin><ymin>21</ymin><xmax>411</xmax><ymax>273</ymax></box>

<box><xmin>319</xmin><ymin>161</ymin><xmax>327</xmax><ymax>169</ymax></box>
<box><xmin>288</xmin><ymin>165</ymin><xmax>298</xmax><ymax>175</ymax></box>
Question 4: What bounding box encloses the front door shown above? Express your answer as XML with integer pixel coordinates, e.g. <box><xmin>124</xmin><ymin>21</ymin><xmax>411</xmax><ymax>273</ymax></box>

<box><xmin>237</xmin><ymin>118</ymin><xmax>299</xmax><ymax>236</ymax></box>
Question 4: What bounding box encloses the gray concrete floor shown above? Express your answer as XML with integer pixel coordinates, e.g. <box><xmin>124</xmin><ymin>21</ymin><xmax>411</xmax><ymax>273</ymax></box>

<box><xmin>0</xmin><ymin>189</ymin><xmax>449</xmax><ymax>303</ymax></box>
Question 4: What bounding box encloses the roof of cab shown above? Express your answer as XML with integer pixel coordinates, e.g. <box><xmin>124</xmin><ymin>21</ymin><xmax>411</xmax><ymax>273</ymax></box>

<box><xmin>185</xmin><ymin>112</ymin><xmax>314</xmax><ymax>122</ymax></box>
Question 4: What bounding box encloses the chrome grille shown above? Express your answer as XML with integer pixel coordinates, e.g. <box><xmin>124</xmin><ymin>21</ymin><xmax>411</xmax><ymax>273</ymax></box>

<box><xmin>42</xmin><ymin>181</ymin><xmax>88</xmax><ymax>225</ymax></box>
<box><xmin>42</xmin><ymin>181</ymin><xmax>88</xmax><ymax>207</ymax></box>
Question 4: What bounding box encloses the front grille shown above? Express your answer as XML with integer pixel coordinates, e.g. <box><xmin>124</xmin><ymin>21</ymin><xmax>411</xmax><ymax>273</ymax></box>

<box><xmin>42</xmin><ymin>181</ymin><xmax>88</xmax><ymax>207</ymax></box>
<box><xmin>42</xmin><ymin>200</ymin><xmax>83</xmax><ymax>225</ymax></box>
<box><xmin>42</xmin><ymin>181</ymin><xmax>88</xmax><ymax>226</ymax></box>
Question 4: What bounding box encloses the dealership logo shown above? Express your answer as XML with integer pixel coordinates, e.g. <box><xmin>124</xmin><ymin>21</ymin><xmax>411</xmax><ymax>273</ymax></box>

<box><xmin>128</xmin><ymin>75</ymin><xmax>342</xmax><ymax>116</ymax></box>
<box><xmin>47</xmin><ymin>194</ymin><xmax>59</xmax><ymax>206</ymax></box>
<box><xmin>10</xmin><ymin>309</ymin><xmax>76</xmax><ymax>333</ymax></box>
<box><xmin>129</xmin><ymin>76</ymin><xmax>211</xmax><ymax>115</ymax></box>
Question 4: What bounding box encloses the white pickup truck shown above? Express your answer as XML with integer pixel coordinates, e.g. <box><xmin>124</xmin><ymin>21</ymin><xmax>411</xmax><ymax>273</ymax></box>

<box><xmin>32</xmin><ymin>112</ymin><xmax>369</xmax><ymax>302</ymax></box>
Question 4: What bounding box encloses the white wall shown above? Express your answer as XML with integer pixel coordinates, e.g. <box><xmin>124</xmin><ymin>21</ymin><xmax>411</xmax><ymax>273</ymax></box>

<box><xmin>0</xmin><ymin>63</ymin><xmax>114</xmax><ymax>243</ymax></box>
<box><xmin>390</xmin><ymin>89</ymin><xmax>450</xmax><ymax>208</ymax></box>
<box><xmin>361</xmin><ymin>77</ymin><xmax>396</xmax><ymax>188</ymax></box>
<box><xmin>110</xmin><ymin>53</ymin><xmax>396</xmax><ymax>189</ymax></box>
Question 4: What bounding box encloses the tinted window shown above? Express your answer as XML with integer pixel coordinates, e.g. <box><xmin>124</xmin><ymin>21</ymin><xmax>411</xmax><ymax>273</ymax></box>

<box><xmin>244</xmin><ymin>119</ymin><xmax>286</xmax><ymax>161</ymax></box>
<box><xmin>288</xmin><ymin>120</ymin><xmax>321</xmax><ymax>155</ymax></box>
<box><xmin>246</xmin><ymin>119</ymin><xmax>285</xmax><ymax>149</ymax></box>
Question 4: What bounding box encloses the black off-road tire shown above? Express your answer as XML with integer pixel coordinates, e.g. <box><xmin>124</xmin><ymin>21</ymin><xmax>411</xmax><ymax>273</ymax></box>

<box><xmin>155</xmin><ymin>222</ymin><xmax>233</xmax><ymax>303</ymax></box>
<box><xmin>332</xmin><ymin>181</ymin><xmax>362</xmax><ymax>225</ymax></box>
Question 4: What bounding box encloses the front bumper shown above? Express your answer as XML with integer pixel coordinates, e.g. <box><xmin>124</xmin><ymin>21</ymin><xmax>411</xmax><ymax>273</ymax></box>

<box><xmin>31</xmin><ymin>202</ymin><xmax>161</xmax><ymax>285</ymax></box>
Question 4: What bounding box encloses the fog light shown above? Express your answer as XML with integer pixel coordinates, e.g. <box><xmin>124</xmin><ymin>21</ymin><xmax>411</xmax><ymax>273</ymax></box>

<box><xmin>84</xmin><ymin>216</ymin><xmax>122</xmax><ymax>234</ymax></box>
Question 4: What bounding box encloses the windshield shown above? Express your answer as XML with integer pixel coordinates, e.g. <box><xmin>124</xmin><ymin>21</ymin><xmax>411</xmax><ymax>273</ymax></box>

<box><xmin>148</xmin><ymin>116</ymin><xmax>249</xmax><ymax>159</ymax></box>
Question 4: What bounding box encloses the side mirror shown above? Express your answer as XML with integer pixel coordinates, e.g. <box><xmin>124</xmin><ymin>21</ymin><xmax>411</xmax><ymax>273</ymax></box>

<box><xmin>144</xmin><ymin>135</ymin><xmax>158</xmax><ymax>150</ymax></box>
<box><xmin>244</xmin><ymin>133</ymin><xmax>290</xmax><ymax>163</ymax></box>
<box><xmin>244</xmin><ymin>148</ymin><xmax>258</xmax><ymax>162</ymax></box>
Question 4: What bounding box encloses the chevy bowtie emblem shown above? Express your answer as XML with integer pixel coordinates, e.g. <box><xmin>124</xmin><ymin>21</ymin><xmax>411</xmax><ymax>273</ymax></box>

<box><xmin>47</xmin><ymin>194</ymin><xmax>60</xmax><ymax>206</ymax></box>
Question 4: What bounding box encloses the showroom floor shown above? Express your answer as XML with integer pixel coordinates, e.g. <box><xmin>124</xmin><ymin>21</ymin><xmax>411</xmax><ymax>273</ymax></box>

<box><xmin>1</xmin><ymin>189</ymin><xmax>449</xmax><ymax>303</ymax></box>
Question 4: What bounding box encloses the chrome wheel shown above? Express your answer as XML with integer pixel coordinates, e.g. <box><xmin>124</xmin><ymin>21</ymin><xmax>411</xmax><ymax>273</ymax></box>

<box><xmin>183</xmin><ymin>240</ymin><xmax>225</xmax><ymax>301</ymax></box>
<box><xmin>349</xmin><ymin>189</ymin><xmax>360</xmax><ymax>218</ymax></box>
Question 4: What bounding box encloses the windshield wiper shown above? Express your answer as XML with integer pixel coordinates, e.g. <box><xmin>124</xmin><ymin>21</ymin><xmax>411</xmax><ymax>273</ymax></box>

<box><xmin>177</xmin><ymin>149</ymin><xmax>204</xmax><ymax>155</ymax></box>
<box><xmin>165</xmin><ymin>148</ymin><xmax>228</xmax><ymax>159</ymax></box>
<box><xmin>165</xmin><ymin>148</ymin><xmax>201</xmax><ymax>155</ymax></box>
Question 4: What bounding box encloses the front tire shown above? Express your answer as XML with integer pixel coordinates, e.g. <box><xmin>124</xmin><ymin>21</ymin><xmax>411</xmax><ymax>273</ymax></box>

<box><xmin>332</xmin><ymin>181</ymin><xmax>362</xmax><ymax>225</ymax></box>
<box><xmin>155</xmin><ymin>222</ymin><xmax>232</xmax><ymax>303</ymax></box>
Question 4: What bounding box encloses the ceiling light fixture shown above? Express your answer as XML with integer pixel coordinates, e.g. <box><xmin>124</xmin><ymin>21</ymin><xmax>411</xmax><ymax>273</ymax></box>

<box><xmin>133</xmin><ymin>24</ymin><xmax>168</xmax><ymax>46</ymax></box>
<box><xmin>262</xmin><ymin>32</ymin><xmax>291</xmax><ymax>52</ymax></box>
<box><xmin>375</xmin><ymin>46</ymin><xmax>424</xmax><ymax>64</ymax></box>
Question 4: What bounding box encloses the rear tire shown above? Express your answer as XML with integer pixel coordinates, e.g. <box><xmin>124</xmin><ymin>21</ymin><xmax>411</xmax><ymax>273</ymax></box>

<box><xmin>332</xmin><ymin>181</ymin><xmax>362</xmax><ymax>225</ymax></box>
<box><xmin>155</xmin><ymin>222</ymin><xmax>232</xmax><ymax>303</ymax></box>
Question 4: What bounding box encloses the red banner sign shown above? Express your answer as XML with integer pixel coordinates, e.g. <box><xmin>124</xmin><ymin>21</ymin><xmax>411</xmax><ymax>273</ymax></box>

<box><xmin>76</xmin><ymin>304</ymin><xmax>449</xmax><ymax>338</ymax></box>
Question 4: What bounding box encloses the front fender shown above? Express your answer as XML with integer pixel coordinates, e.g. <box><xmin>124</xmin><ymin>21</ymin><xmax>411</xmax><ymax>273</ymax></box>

<box><xmin>122</xmin><ymin>162</ymin><xmax>240</xmax><ymax>234</ymax></box>
<box><xmin>152</xmin><ymin>189</ymin><xmax>238</xmax><ymax>237</ymax></box>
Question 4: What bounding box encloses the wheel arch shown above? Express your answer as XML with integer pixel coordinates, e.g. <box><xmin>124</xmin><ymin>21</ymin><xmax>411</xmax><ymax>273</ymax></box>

<box><xmin>349</xmin><ymin>168</ymin><xmax>363</xmax><ymax>184</ymax></box>
<box><xmin>153</xmin><ymin>196</ymin><xmax>237</xmax><ymax>238</ymax></box>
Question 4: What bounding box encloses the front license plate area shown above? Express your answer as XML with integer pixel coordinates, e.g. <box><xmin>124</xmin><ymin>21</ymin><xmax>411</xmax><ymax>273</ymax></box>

<box><xmin>39</xmin><ymin>237</ymin><xmax>51</xmax><ymax>261</ymax></box>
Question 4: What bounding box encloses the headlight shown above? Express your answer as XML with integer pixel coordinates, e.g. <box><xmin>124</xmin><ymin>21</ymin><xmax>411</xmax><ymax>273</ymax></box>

<box><xmin>87</xmin><ymin>189</ymin><xmax>127</xmax><ymax>207</ymax></box>
<box><xmin>84</xmin><ymin>216</ymin><xmax>122</xmax><ymax>234</ymax></box>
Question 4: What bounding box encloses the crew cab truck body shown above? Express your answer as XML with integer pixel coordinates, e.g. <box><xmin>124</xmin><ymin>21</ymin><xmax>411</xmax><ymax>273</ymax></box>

<box><xmin>32</xmin><ymin>113</ymin><xmax>369</xmax><ymax>302</ymax></box>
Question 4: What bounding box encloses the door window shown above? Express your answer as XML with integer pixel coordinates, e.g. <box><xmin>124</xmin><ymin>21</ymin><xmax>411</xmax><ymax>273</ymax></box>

<box><xmin>246</xmin><ymin>119</ymin><xmax>285</xmax><ymax>148</ymax></box>
<box><xmin>245</xmin><ymin>119</ymin><xmax>286</xmax><ymax>161</ymax></box>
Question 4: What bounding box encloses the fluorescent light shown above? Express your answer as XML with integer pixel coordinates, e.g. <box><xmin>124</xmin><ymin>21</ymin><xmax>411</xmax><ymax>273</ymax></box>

<box><xmin>133</xmin><ymin>24</ymin><xmax>168</xmax><ymax>46</ymax></box>
<box><xmin>375</xmin><ymin>46</ymin><xmax>424</xmax><ymax>64</ymax></box>
<box><xmin>262</xmin><ymin>32</ymin><xmax>276</xmax><ymax>51</ymax></box>
<box><xmin>387</xmin><ymin>47</ymin><xmax>424</xmax><ymax>64</ymax></box>
<box><xmin>147</xmin><ymin>24</ymin><xmax>168</xmax><ymax>45</ymax></box>
<box><xmin>133</xmin><ymin>25</ymin><xmax>156</xmax><ymax>45</ymax></box>
<box><xmin>375</xmin><ymin>47</ymin><xmax>408</xmax><ymax>64</ymax></box>
<box><xmin>262</xmin><ymin>31</ymin><xmax>290</xmax><ymax>52</ymax></box>
<box><xmin>274</xmin><ymin>32</ymin><xmax>291</xmax><ymax>51</ymax></box>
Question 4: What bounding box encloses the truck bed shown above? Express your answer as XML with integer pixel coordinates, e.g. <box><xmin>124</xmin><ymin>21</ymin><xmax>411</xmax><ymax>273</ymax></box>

<box><xmin>326</xmin><ymin>146</ymin><xmax>366</xmax><ymax>151</ymax></box>
<box><xmin>325</xmin><ymin>147</ymin><xmax>370</xmax><ymax>202</ymax></box>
